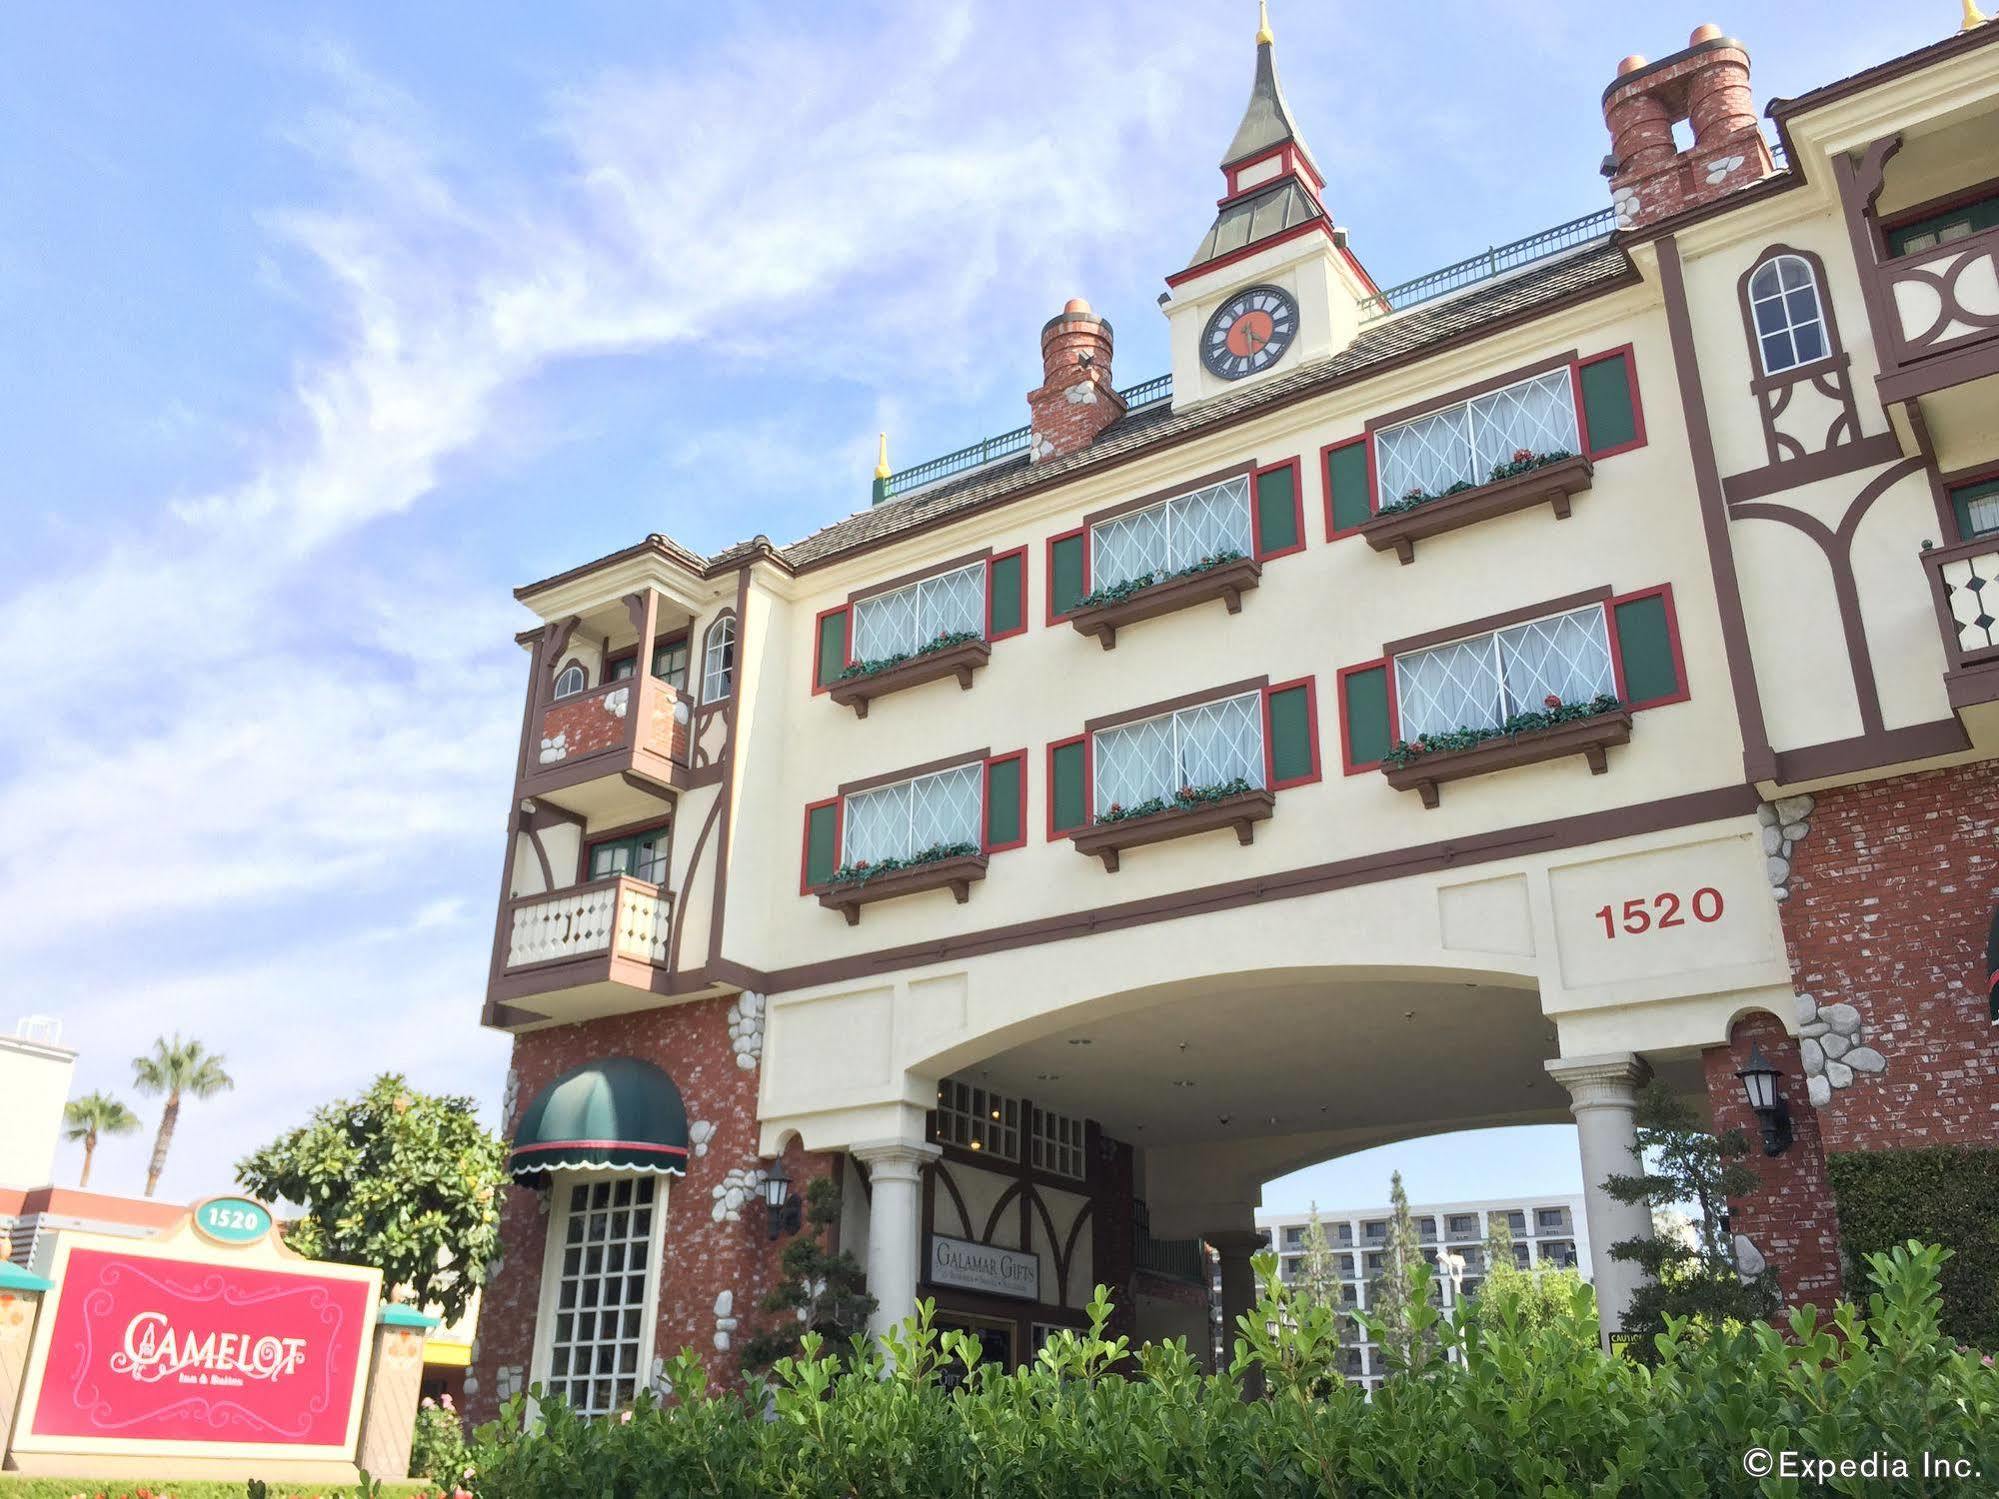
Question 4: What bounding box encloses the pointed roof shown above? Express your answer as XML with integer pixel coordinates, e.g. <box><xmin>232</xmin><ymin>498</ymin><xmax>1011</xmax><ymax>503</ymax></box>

<box><xmin>1220</xmin><ymin>6</ymin><xmax>1319</xmax><ymax>176</ymax></box>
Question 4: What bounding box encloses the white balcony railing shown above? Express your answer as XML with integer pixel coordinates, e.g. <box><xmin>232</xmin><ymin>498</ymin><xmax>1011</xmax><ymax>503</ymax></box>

<box><xmin>505</xmin><ymin>876</ymin><xmax>672</xmax><ymax>970</ymax></box>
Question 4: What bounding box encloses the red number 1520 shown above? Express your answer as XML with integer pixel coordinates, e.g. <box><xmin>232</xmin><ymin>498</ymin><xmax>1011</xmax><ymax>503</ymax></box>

<box><xmin>1594</xmin><ymin>888</ymin><xmax>1724</xmax><ymax>938</ymax></box>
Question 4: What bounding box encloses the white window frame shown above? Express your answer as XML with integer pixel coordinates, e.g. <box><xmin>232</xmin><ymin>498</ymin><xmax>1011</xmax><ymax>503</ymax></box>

<box><xmin>700</xmin><ymin>617</ymin><xmax>736</xmax><ymax>702</ymax></box>
<box><xmin>1091</xmin><ymin>690</ymin><xmax>1267</xmax><ymax>814</ymax></box>
<box><xmin>934</xmin><ymin>1078</ymin><xmax>1019</xmax><ymax>1161</ymax></box>
<box><xmin>1029</xmin><ymin>1106</ymin><xmax>1086</xmax><ymax>1180</ymax></box>
<box><xmin>1391</xmin><ymin>603</ymin><xmax>1618</xmax><ymax>743</ymax></box>
<box><xmin>1747</xmin><ymin>253</ymin><xmax>1829</xmax><ymax>375</ymax></box>
<box><xmin>840</xmin><ymin>762</ymin><xmax>984</xmax><ymax>868</ymax></box>
<box><xmin>850</xmin><ymin>562</ymin><xmax>987</xmax><ymax>663</ymax></box>
<box><xmin>528</xmin><ymin>1171</ymin><xmax>670</xmax><ymax>1422</ymax></box>
<box><xmin>552</xmin><ymin>662</ymin><xmax>588</xmax><ymax>700</ymax></box>
<box><xmin>1087</xmin><ymin>474</ymin><xmax>1254</xmax><ymax>593</ymax></box>
<box><xmin>1373</xmin><ymin>366</ymin><xmax>1581</xmax><ymax>503</ymax></box>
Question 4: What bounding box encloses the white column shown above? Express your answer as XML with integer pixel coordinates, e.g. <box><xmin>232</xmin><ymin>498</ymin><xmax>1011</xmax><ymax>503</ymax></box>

<box><xmin>1545</xmin><ymin>1052</ymin><xmax>1653</xmax><ymax>1346</ymax></box>
<box><xmin>852</xmin><ymin>1139</ymin><xmax>941</xmax><ymax>1340</ymax></box>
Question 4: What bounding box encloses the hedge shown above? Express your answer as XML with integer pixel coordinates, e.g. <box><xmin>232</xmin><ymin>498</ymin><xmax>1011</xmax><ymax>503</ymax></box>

<box><xmin>1828</xmin><ymin>1144</ymin><xmax>1999</xmax><ymax>1347</ymax></box>
<box><xmin>469</xmin><ymin>1242</ymin><xmax>1998</xmax><ymax>1499</ymax></box>
<box><xmin>0</xmin><ymin>1480</ymin><xmax>442</xmax><ymax>1499</ymax></box>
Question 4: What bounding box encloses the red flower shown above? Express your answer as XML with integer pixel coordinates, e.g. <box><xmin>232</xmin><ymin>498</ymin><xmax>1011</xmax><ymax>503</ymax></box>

<box><xmin>1543</xmin><ymin>694</ymin><xmax>1561</xmax><ymax>709</ymax></box>
<box><xmin>1512</xmin><ymin>447</ymin><xmax>1534</xmax><ymax>464</ymax></box>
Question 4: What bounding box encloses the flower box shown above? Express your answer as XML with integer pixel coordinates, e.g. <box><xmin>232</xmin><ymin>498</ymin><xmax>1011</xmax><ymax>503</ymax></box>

<box><xmin>1357</xmin><ymin>454</ymin><xmax>1593</xmax><ymax>565</ymax></box>
<box><xmin>816</xmin><ymin>853</ymin><xmax>989</xmax><ymax>925</ymax></box>
<box><xmin>1068</xmin><ymin>788</ymin><xmax>1276</xmax><ymax>872</ymax></box>
<box><xmin>1381</xmin><ymin>709</ymin><xmax>1633</xmax><ymax>809</ymax></box>
<box><xmin>1067</xmin><ymin>556</ymin><xmax>1263</xmax><ymax>650</ymax></box>
<box><xmin>826</xmin><ymin>638</ymin><xmax>992</xmax><ymax>718</ymax></box>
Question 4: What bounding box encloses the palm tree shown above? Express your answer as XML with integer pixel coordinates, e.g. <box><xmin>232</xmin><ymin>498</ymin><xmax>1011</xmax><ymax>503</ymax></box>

<box><xmin>131</xmin><ymin>1035</ymin><xmax>234</xmax><ymax>1198</ymax></box>
<box><xmin>62</xmin><ymin>1092</ymin><xmax>141</xmax><ymax>1190</ymax></box>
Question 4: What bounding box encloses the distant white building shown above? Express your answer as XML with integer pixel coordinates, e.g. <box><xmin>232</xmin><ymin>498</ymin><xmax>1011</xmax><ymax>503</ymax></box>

<box><xmin>1253</xmin><ymin>1195</ymin><xmax>1591</xmax><ymax>1388</ymax></box>
<box><xmin>0</xmin><ymin>1018</ymin><xmax>76</xmax><ymax>1192</ymax></box>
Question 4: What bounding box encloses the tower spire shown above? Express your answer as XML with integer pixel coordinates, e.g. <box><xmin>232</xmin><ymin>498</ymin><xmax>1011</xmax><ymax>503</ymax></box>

<box><xmin>1221</xmin><ymin>2</ymin><xmax>1317</xmax><ymax>176</ymax></box>
<box><xmin>1256</xmin><ymin>0</ymin><xmax>1273</xmax><ymax>45</ymax></box>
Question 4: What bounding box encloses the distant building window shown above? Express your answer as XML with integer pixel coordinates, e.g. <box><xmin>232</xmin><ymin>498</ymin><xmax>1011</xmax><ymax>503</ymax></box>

<box><xmin>1747</xmin><ymin>253</ymin><xmax>1829</xmax><ymax>374</ymax></box>
<box><xmin>934</xmin><ymin>1078</ymin><xmax>1018</xmax><ymax>1161</ymax></box>
<box><xmin>701</xmin><ymin>617</ymin><xmax>736</xmax><ymax>702</ymax></box>
<box><xmin>552</xmin><ymin>662</ymin><xmax>587</xmax><ymax>700</ymax></box>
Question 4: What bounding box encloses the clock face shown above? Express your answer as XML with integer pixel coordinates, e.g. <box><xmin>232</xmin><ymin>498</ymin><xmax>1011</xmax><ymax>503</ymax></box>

<box><xmin>1201</xmin><ymin>285</ymin><xmax>1298</xmax><ymax>380</ymax></box>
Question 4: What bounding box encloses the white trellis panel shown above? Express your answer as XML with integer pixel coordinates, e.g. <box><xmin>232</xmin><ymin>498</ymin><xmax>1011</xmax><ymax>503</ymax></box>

<box><xmin>1376</xmin><ymin>368</ymin><xmax>1579</xmax><ymax>501</ymax></box>
<box><xmin>1090</xmin><ymin>476</ymin><xmax>1252</xmax><ymax>590</ymax></box>
<box><xmin>1094</xmin><ymin>691</ymin><xmax>1265</xmax><ymax>810</ymax></box>
<box><xmin>852</xmin><ymin>564</ymin><xmax>986</xmax><ymax>661</ymax></box>
<box><xmin>843</xmin><ymin>763</ymin><xmax>983</xmax><ymax>865</ymax></box>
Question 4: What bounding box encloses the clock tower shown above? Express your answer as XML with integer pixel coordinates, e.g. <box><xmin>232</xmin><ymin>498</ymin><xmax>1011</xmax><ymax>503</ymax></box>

<box><xmin>1163</xmin><ymin>2</ymin><xmax>1377</xmax><ymax>411</ymax></box>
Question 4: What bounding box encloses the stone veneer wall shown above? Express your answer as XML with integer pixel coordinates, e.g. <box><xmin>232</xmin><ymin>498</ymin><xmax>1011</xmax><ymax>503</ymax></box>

<box><xmin>465</xmin><ymin>993</ymin><xmax>834</xmax><ymax>1423</ymax></box>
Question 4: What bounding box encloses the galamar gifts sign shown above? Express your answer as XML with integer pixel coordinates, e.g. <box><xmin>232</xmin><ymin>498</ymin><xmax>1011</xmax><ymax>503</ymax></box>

<box><xmin>7</xmin><ymin>1196</ymin><xmax>382</xmax><ymax>1472</ymax></box>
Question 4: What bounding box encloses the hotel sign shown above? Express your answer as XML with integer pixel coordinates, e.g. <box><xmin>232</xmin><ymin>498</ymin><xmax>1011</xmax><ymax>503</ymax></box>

<box><xmin>9</xmin><ymin>1217</ymin><xmax>381</xmax><ymax>1467</ymax></box>
<box><xmin>927</xmin><ymin>1234</ymin><xmax>1040</xmax><ymax>1302</ymax></box>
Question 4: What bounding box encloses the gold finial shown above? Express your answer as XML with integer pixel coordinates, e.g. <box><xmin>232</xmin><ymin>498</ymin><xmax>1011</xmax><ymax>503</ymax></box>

<box><xmin>1256</xmin><ymin>0</ymin><xmax>1274</xmax><ymax>45</ymax></box>
<box><xmin>874</xmin><ymin>432</ymin><xmax>891</xmax><ymax>480</ymax></box>
<box><xmin>1964</xmin><ymin>0</ymin><xmax>1988</xmax><ymax>30</ymax></box>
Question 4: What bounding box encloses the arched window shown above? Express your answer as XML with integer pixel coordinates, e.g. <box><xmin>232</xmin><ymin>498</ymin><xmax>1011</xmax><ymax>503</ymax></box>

<box><xmin>552</xmin><ymin>662</ymin><xmax>587</xmax><ymax>699</ymax></box>
<box><xmin>1747</xmin><ymin>254</ymin><xmax>1828</xmax><ymax>374</ymax></box>
<box><xmin>701</xmin><ymin>616</ymin><xmax>736</xmax><ymax>702</ymax></box>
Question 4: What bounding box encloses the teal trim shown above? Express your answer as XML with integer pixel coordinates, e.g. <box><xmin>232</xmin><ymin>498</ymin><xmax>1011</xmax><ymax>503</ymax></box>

<box><xmin>1327</xmin><ymin>443</ymin><xmax>1372</xmax><ymax>532</ymax></box>
<box><xmin>1612</xmin><ymin>595</ymin><xmax>1681</xmax><ymax>705</ymax></box>
<box><xmin>805</xmin><ymin>803</ymin><xmax>839</xmax><ymax>886</ymax></box>
<box><xmin>1580</xmin><ymin>353</ymin><xmax>1638</xmax><ymax>453</ymax></box>
<box><xmin>989</xmin><ymin>553</ymin><xmax>1025</xmax><ymax>636</ymax></box>
<box><xmin>1050</xmin><ymin>534</ymin><xmax>1087</xmax><ymax>618</ymax></box>
<box><xmin>1253</xmin><ymin>464</ymin><xmax>1300</xmax><ymax>555</ymax></box>
<box><xmin>0</xmin><ymin>1261</ymin><xmax>53</xmax><ymax>1292</ymax></box>
<box><xmin>1341</xmin><ymin>665</ymin><xmax>1392</xmax><ymax>768</ymax></box>
<box><xmin>378</xmin><ymin>1303</ymin><xmax>441</xmax><ymax>1329</ymax></box>
<box><xmin>1268</xmin><ymin>685</ymin><xmax>1313</xmax><ymax>783</ymax></box>
<box><xmin>1051</xmin><ymin>740</ymin><xmax>1087</xmax><ymax>833</ymax></box>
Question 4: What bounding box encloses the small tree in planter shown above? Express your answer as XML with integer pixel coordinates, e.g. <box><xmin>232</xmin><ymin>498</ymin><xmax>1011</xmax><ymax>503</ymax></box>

<box><xmin>740</xmin><ymin>1175</ymin><xmax>875</xmax><ymax>1373</ymax></box>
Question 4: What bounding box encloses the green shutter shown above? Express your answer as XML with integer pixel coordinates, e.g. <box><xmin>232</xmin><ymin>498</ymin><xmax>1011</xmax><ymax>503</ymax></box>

<box><xmin>804</xmin><ymin>803</ymin><xmax>839</xmax><ymax>887</ymax></box>
<box><xmin>1253</xmin><ymin>464</ymin><xmax>1300</xmax><ymax>556</ymax></box>
<box><xmin>1049</xmin><ymin>534</ymin><xmax>1086</xmax><ymax>618</ymax></box>
<box><xmin>988</xmin><ymin>553</ymin><xmax>1025</xmax><ymax>636</ymax></box>
<box><xmin>1340</xmin><ymin>665</ymin><xmax>1393</xmax><ymax>768</ymax></box>
<box><xmin>1580</xmin><ymin>354</ymin><xmax>1638</xmax><ymax>454</ymax></box>
<box><xmin>1267</xmin><ymin>684</ymin><xmax>1315</xmax><ymax>784</ymax></box>
<box><xmin>1612</xmin><ymin>594</ymin><xmax>1680</xmax><ymax>705</ymax></box>
<box><xmin>1050</xmin><ymin>740</ymin><xmax>1087</xmax><ymax>834</ymax></box>
<box><xmin>985</xmin><ymin>756</ymin><xmax>1024</xmax><ymax>847</ymax></box>
<box><xmin>1326</xmin><ymin>442</ymin><xmax>1372</xmax><ymax>532</ymax></box>
<box><xmin>815</xmin><ymin>609</ymin><xmax>848</xmax><ymax>688</ymax></box>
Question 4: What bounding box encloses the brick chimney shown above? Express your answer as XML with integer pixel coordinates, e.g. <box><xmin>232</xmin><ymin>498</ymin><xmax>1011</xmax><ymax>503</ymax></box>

<box><xmin>1027</xmin><ymin>299</ymin><xmax>1127</xmax><ymax>463</ymax></box>
<box><xmin>1602</xmin><ymin>24</ymin><xmax>1773</xmax><ymax>231</ymax></box>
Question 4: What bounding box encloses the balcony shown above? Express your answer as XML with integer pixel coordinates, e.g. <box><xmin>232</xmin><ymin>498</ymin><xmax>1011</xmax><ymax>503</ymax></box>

<box><xmin>490</xmin><ymin>876</ymin><xmax>674</xmax><ymax>1019</ymax></box>
<box><xmin>1922</xmin><ymin>537</ymin><xmax>1999</xmax><ymax>727</ymax></box>
<box><xmin>522</xmin><ymin>679</ymin><xmax>693</xmax><ymax>822</ymax></box>
<box><xmin>1872</xmin><ymin>224</ymin><xmax>1999</xmax><ymax>407</ymax></box>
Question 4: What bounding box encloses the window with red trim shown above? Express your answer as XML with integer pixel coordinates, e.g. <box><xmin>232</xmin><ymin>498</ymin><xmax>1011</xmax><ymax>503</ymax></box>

<box><xmin>801</xmin><ymin>752</ymin><xmax>1026</xmax><ymax>892</ymax></box>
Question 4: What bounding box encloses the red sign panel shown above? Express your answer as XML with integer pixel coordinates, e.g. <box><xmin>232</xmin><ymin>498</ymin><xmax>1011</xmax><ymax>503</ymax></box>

<box><xmin>31</xmin><ymin>1247</ymin><xmax>371</xmax><ymax>1446</ymax></box>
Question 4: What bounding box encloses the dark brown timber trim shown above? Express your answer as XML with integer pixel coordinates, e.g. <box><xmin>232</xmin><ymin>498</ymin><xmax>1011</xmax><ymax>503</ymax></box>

<box><xmin>1722</xmin><ymin>433</ymin><xmax>1904</xmax><ymax>505</ymax></box>
<box><xmin>1772</xmin><ymin>717</ymin><xmax>1970</xmax><ymax>784</ymax></box>
<box><xmin>707</xmin><ymin>567</ymin><xmax>751</xmax><ymax>969</ymax></box>
<box><xmin>1656</xmin><ymin>234</ymin><xmax>1778</xmax><ymax>781</ymax></box>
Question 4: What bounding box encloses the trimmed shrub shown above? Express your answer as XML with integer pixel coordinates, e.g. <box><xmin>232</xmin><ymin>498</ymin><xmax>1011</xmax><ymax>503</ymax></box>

<box><xmin>468</xmin><ymin>1243</ymin><xmax>1999</xmax><ymax>1498</ymax></box>
<box><xmin>1829</xmin><ymin>1145</ymin><xmax>1999</xmax><ymax>1348</ymax></box>
<box><xmin>0</xmin><ymin>1481</ymin><xmax>440</xmax><ymax>1499</ymax></box>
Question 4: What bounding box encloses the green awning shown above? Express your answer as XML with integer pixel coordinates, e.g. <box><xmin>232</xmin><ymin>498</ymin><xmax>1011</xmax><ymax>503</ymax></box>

<box><xmin>508</xmin><ymin>1056</ymin><xmax>689</xmax><ymax>1185</ymax></box>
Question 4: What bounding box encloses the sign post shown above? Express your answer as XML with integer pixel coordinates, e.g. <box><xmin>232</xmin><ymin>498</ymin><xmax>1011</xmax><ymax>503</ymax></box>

<box><xmin>3</xmin><ymin>1205</ymin><xmax>383</xmax><ymax>1487</ymax></box>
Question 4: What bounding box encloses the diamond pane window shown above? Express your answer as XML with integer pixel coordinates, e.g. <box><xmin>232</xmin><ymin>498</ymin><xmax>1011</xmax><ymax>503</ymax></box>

<box><xmin>851</xmin><ymin>563</ymin><xmax>986</xmax><ymax>662</ymax></box>
<box><xmin>842</xmin><ymin>763</ymin><xmax>982</xmax><ymax>867</ymax></box>
<box><xmin>1395</xmin><ymin>604</ymin><xmax>1615</xmax><ymax>740</ymax></box>
<box><xmin>1375</xmin><ymin>368</ymin><xmax>1580</xmax><ymax>503</ymax></box>
<box><xmin>1089</xmin><ymin>476</ymin><xmax>1253</xmax><ymax>591</ymax></box>
<box><xmin>1094</xmin><ymin>691</ymin><xmax>1265</xmax><ymax>812</ymax></box>
<box><xmin>934</xmin><ymin>1078</ymin><xmax>1019</xmax><ymax>1160</ymax></box>
<box><xmin>1748</xmin><ymin>255</ymin><xmax>1828</xmax><ymax>374</ymax></box>
<box><xmin>544</xmin><ymin>1176</ymin><xmax>658</xmax><ymax>1417</ymax></box>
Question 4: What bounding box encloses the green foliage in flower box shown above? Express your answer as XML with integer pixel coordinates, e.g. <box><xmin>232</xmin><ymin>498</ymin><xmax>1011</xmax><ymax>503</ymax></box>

<box><xmin>1093</xmin><ymin>777</ymin><xmax>1256</xmax><ymax>826</ymax></box>
<box><xmin>835</xmin><ymin>630</ymin><xmax>982</xmax><ymax>683</ymax></box>
<box><xmin>828</xmin><ymin>841</ymin><xmax>978</xmax><ymax>887</ymax></box>
<box><xmin>1073</xmin><ymin>550</ymin><xmax>1247</xmax><ymax>613</ymax></box>
<box><xmin>1381</xmin><ymin>694</ymin><xmax>1620</xmax><ymax>769</ymax></box>
<box><xmin>1375</xmin><ymin>448</ymin><xmax>1576</xmax><ymax>519</ymax></box>
<box><xmin>465</xmin><ymin>1243</ymin><xmax>1997</xmax><ymax>1498</ymax></box>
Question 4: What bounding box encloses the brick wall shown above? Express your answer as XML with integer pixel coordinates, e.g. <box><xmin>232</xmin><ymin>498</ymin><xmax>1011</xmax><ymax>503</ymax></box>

<box><xmin>466</xmin><ymin>993</ymin><xmax>834</xmax><ymax>1422</ymax></box>
<box><xmin>1778</xmin><ymin>762</ymin><xmax>1999</xmax><ymax>1152</ymax></box>
<box><xmin>642</xmin><ymin>685</ymin><xmax>690</xmax><ymax>765</ymax></box>
<box><xmin>1702</xmin><ymin>1012</ymin><xmax>1842</xmax><ymax>1307</ymax></box>
<box><xmin>538</xmin><ymin>684</ymin><xmax>632</xmax><ymax>765</ymax></box>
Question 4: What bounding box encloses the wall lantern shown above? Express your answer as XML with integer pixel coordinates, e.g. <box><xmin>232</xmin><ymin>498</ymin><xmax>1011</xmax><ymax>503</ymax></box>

<box><xmin>1735</xmin><ymin>1042</ymin><xmax>1792</xmax><ymax>1156</ymax></box>
<box><xmin>761</xmin><ymin>1158</ymin><xmax>802</xmax><ymax>1241</ymax></box>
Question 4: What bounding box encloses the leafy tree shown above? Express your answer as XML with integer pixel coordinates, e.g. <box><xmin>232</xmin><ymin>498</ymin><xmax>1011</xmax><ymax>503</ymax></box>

<box><xmin>1366</xmin><ymin>1170</ymin><xmax>1424</xmax><ymax>1372</ymax></box>
<box><xmin>1296</xmin><ymin>1204</ymin><xmax>1340</xmax><ymax>1309</ymax></box>
<box><xmin>131</xmin><ymin>1034</ymin><xmax>234</xmax><ymax>1197</ymax></box>
<box><xmin>1603</xmin><ymin>1080</ymin><xmax>1778</xmax><ymax>1343</ymax></box>
<box><xmin>740</xmin><ymin>1175</ymin><xmax>875</xmax><ymax>1373</ymax></box>
<box><xmin>62</xmin><ymin>1091</ymin><xmax>141</xmax><ymax>1189</ymax></box>
<box><xmin>1464</xmin><ymin>1213</ymin><xmax>1597</xmax><ymax>1346</ymax></box>
<box><xmin>236</xmin><ymin>1073</ymin><xmax>506</xmax><ymax>1323</ymax></box>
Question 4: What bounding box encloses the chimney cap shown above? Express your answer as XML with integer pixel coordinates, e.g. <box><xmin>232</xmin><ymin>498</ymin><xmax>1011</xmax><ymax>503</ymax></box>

<box><xmin>1063</xmin><ymin>297</ymin><xmax>1094</xmax><ymax>316</ymax></box>
<box><xmin>1688</xmin><ymin>22</ymin><xmax>1723</xmax><ymax>44</ymax></box>
<box><xmin>1617</xmin><ymin>54</ymin><xmax>1647</xmax><ymax>76</ymax></box>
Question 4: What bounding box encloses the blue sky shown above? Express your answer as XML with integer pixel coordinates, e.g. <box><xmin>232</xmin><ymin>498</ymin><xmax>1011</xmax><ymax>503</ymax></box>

<box><xmin>0</xmin><ymin>3</ymin><xmax>1945</xmax><ymax>1207</ymax></box>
